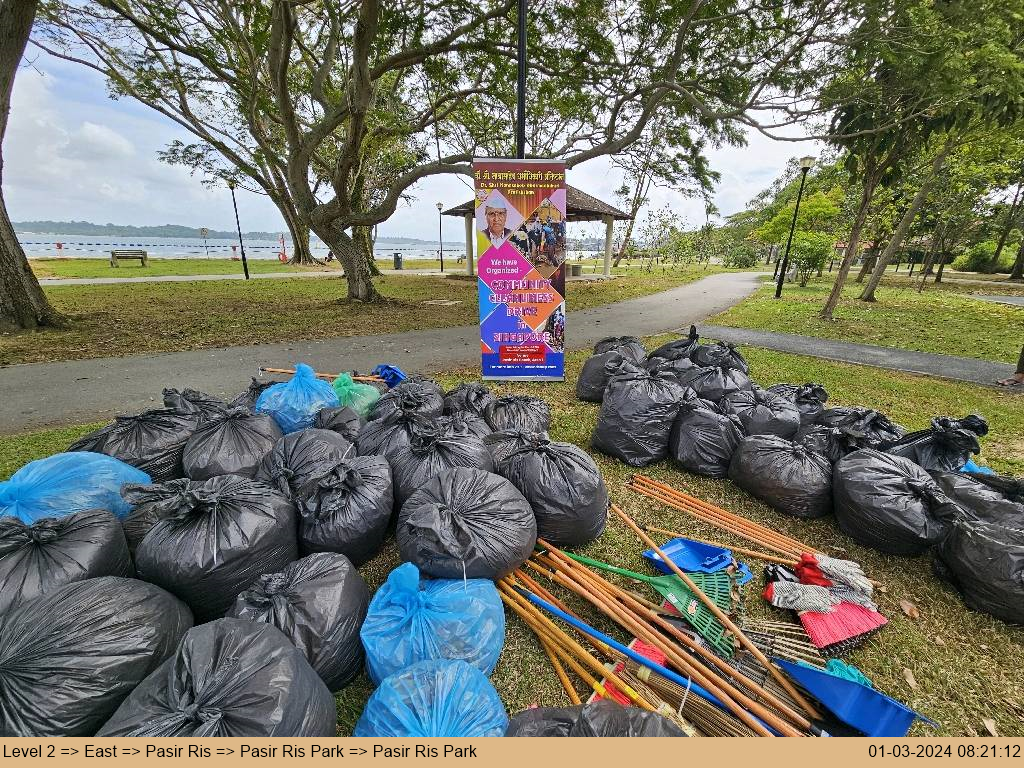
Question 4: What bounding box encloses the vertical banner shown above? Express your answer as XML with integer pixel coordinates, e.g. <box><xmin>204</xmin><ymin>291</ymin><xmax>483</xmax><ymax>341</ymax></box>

<box><xmin>475</xmin><ymin>158</ymin><xmax>567</xmax><ymax>380</ymax></box>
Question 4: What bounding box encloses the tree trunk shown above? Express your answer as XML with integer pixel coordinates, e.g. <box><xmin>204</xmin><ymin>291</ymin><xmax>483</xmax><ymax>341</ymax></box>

<box><xmin>0</xmin><ymin>0</ymin><xmax>62</xmax><ymax>330</ymax></box>
<box><xmin>934</xmin><ymin>253</ymin><xmax>948</xmax><ymax>283</ymax></box>
<box><xmin>859</xmin><ymin>144</ymin><xmax>952</xmax><ymax>302</ymax></box>
<box><xmin>312</xmin><ymin>224</ymin><xmax>378</xmax><ymax>301</ymax></box>
<box><xmin>1009</xmin><ymin>237</ymin><xmax>1024</xmax><ymax>280</ymax></box>
<box><xmin>917</xmin><ymin>223</ymin><xmax>945</xmax><ymax>293</ymax></box>
<box><xmin>353</xmin><ymin>225</ymin><xmax>380</xmax><ymax>277</ymax></box>
<box><xmin>821</xmin><ymin>174</ymin><xmax>877</xmax><ymax>320</ymax></box>
<box><xmin>856</xmin><ymin>252</ymin><xmax>878</xmax><ymax>282</ymax></box>
<box><xmin>279</xmin><ymin>200</ymin><xmax>315</xmax><ymax>265</ymax></box>
<box><xmin>990</xmin><ymin>181</ymin><xmax>1023</xmax><ymax>271</ymax></box>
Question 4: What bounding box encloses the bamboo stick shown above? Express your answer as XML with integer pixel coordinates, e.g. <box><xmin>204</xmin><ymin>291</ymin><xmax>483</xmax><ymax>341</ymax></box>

<box><xmin>609</xmin><ymin>503</ymin><xmax>823</xmax><ymax>722</ymax></box>
<box><xmin>643</xmin><ymin>525</ymin><xmax>799</xmax><ymax>566</ymax></box>
<box><xmin>540</xmin><ymin>639</ymin><xmax>581</xmax><ymax>705</ymax></box>
<box><xmin>258</xmin><ymin>366</ymin><xmax>382</xmax><ymax>383</ymax></box>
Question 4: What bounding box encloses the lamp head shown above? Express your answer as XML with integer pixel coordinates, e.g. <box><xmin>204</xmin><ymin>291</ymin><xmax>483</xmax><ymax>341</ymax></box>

<box><xmin>436</xmin><ymin>202</ymin><xmax>443</xmax><ymax>212</ymax></box>
<box><xmin>799</xmin><ymin>156</ymin><xmax>815</xmax><ymax>170</ymax></box>
<box><xmin>227</xmin><ymin>179</ymin><xmax>236</xmax><ymax>190</ymax></box>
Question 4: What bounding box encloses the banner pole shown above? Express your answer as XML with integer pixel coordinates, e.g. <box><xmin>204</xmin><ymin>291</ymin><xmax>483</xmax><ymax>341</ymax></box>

<box><xmin>516</xmin><ymin>0</ymin><xmax>527</xmax><ymax>158</ymax></box>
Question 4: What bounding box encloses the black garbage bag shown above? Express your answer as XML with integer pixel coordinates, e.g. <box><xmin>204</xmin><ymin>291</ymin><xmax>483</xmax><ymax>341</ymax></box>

<box><xmin>881</xmin><ymin>415</ymin><xmax>987</xmax><ymax>472</ymax></box>
<box><xmin>766</xmin><ymin>383</ymin><xmax>829</xmax><ymax>426</ymax></box>
<box><xmin>228</xmin><ymin>552</ymin><xmax>370</xmax><ymax>691</ymax></box>
<box><xmin>162</xmin><ymin>387</ymin><xmax>230</xmax><ymax>420</ymax></box>
<box><xmin>676</xmin><ymin>364</ymin><xmax>753</xmax><ymax>403</ymax></box>
<box><xmin>439</xmin><ymin>411</ymin><xmax>492</xmax><ymax>440</ymax></box>
<box><xmin>98</xmin><ymin>618</ymin><xmax>335</xmax><ymax>736</ymax></box>
<box><xmin>356</xmin><ymin>406</ymin><xmax>428</xmax><ymax>457</ymax></box>
<box><xmin>369</xmin><ymin>379</ymin><xmax>444</xmax><ymax>422</ymax></box>
<box><xmin>228</xmin><ymin>377</ymin><xmax>277</xmax><ymax>410</ymax></box>
<box><xmin>591</xmin><ymin>361</ymin><xmax>685</xmax><ymax>467</ymax></box>
<box><xmin>577</xmin><ymin>348</ymin><xmax>644</xmax><ymax>402</ymax></box>
<box><xmin>69</xmin><ymin>408</ymin><xmax>201</xmax><ymax>482</ymax></box>
<box><xmin>647</xmin><ymin>325</ymin><xmax>700</xmax><ymax>363</ymax></box>
<box><xmin>793</xmin><ymin>425</ymin><xmax>866</xmax><ymax>464</ymax></box>
<box><xmin>483</xmin><ymin>429</ymin><xmax>550</xmax><ymax>464</ymax></box>
<box><xmin>121</xmin><ymin>479</ymin><xmax>191</xmax><ymax>556</ymax></box>
<box><xmin>397</xmin><ymin>467</ymin><xmax>536</xmax><ymax>579</ymax></box>
<box><xmin>692</xmin><ymin>340</ymin><xmax>749</xmax><ymax>373</ymax></box>
<box><xmin>833</xmin><ymin>449</ymin><xmax>960</xmax><ymax>555</ymax></box>
<box><xmin>255</xmin><ymin>428</ymin><xmax>354</xmax><ymax>498</ymax></box>
<box><xmin>0</xmin><ymin>576</ymin><xmax>192</xmax><ymax>736</ymax></box>
<box><xmin>721</xmin><ymin>387</ymin><xmax>801</xmax><ymax>439</ymax></box>
<box><xmin>0</xmin><ymin>509</ymin><xmax>132</xmax><ymax>616</ymax></box>
<box><xmin>483</xmin><ymin>395</ymin><xmax>551</xmax><ymax>433</ymax></box>
<box><xmin>506</xmin><ymin>699</ymin><xmax>686</xmax><ymax>737</ymax></box>
<box><xmin>296</xmin><ymin>456</ymin><xmax>393</xmax><ymax>564</ymax></box>
<box><xmin>443</xmin><ymin>382</ymin><xmax>495</xmax><ymax>417</ymax></box>
<box><xmin>729</xmin><ymin>435</ymin><xmax>833</xmax><ymax>519</ymax></box>
<box><xmin>182</xmin><ymin>407</ymin><xmax>283</xmax><ymax>480</ymax></box>
<box><xmin>311</xmin><ymin>405</ymin><xmax>363</xmax><ymax>442</ymax></box>
<box><xmin>668</xmin><ymin>390</ymin><xmax>745</xmax><ymax>478</ymax></box>
<box><xmin>593</xmin><ymin>335</ymin><xmax>646</xmax><ymax>359</ymax></box>
<box><xmin>817</xmin><ymin>406</ymin><xmax>905</xmax><ymax>446</ymax></box>
<box><xmin>643</xmin><ymin>354</ymin><xmax>697</xmax><ymax>387</ymax></box>
<box><xmin>934</xmin><ymin>518</ymin><xmax>1024</xmax><ymax>624</ymax></box>
<box><xmin>931</xmin><ymin>470</ymin><xmax>1024</xmax><ymax>525</ymax></box>
<box><xmin>134</xmin><ymin>475</ymin><xmax>297</xmax><ymax>622</ymax></box>
<box><xmin>495</xmin><ymin>435</ymin><xmax>608</xmax><ymax>547</ymax></box>
<box><xmin>389</xmin><ymin>426</ymin><xmax>494</xmax><ymax>506</ymax></box>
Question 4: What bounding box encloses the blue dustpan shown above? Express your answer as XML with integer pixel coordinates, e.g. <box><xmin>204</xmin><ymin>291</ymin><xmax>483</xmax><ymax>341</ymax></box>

<box><xmin>774</xmin><ymin>658</ymin><xmax>938</xmax><ymax>737</ymax></box>
<box><xmin>643</xmin><ymin>537</ymin><xmax>754</xmax><ymax>585</ymax></box>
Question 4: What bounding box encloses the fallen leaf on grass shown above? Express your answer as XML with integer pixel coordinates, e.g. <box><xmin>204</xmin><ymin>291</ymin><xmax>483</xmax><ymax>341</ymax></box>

<box><xmin>903</xmin><ymin>668</ymin><xmax>918</xmax><ymax>690</ymax></box>
<box><xmin>934</xmin><ymin>636</ymin><xmax>945</xmax><ymax>646</ymax></box>
<box><xmin>899</xmin><ymin>599</ymin><xmax>920</xmax><ymax>619</ymax></box>
<box><xmin>983</xmin><ymin>719</ymin><xmax>998</xmax><ymax>737</ymax></box>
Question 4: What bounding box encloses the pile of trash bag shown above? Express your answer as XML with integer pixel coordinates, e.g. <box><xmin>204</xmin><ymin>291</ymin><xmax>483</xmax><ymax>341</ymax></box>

<box><xmin>932</xmin><ymin>471</ymin><xmax>1024</xmax><ymax>524</ymax></box>
<box><xmin>332</xmin><ymin>373</ymin><xmax>381</xmax><ymax>419</ymax></box>
<box><xmin>442</xmin><ymin>410</ymin><xmax>492</xmax><ymax>439</ymax></box>
<box><xmin>69</xmin><ymin>408</ymin><xmax>200</xmax><ymax>481</ymax></box>
<box><xmin>397</xmin><ymin>467</ymin><xmax>536</xmax><ymax>579</ymax></box>
<box><xmin>163</xmin><ymin>388</ymin><xmax>229</xmax><ymax>420</ymax></box>
<box><xmin>881</xmin><ymin>415</ymin><xmax>987</xmax><ymax>472</ymax></box>
<box><xmin>182</xmin><ymin>408</ymin><xmax>283</xmax><ymax>479</ymax></box>
<box><xmin>443</xmin><ymin>382</ymin><xmax>495</xmax><ymax>417</ymax></box>
<box><xmin>692</xmin><ymin>341</ymin><xmax>749</xmax><ymax>373</ymax></box>
<box><xmin>767</xmin><ymin>383</ymin><xmax>829</xmax><ymax>426</ymax></box>
<box><xmin>729</xmin><ymin>435</ymin><xmax>833</xmax><ymax>519</ymax></box>
<box><xmin>506</xmin><ymin>700</ymin><xmax>687</xmax><ymax>737</ymax></box>
<box><xmin>229</xmin><ymin>377</ymin><xmax>276</xmax><ymax>410</ymax></box>
<box><xmin>494</xmin><ymin>434</ymin><xmax>607</xmax><ymax>547</ymax></box>
<box><xmin>793</xmin><ymin>425</ymin><xmax>865</xmax><ymax>464</ymax></box>
<box><xmin>255</xmin><ymin>428</ymin><xmax>354</xmax><ymax>498</ymax></box>
<box><xmin>0</xmin><ymin>452</ymin><xmax>149</xmax><ymax>523</ymax></box>
<box><xmin>228</xmin><ymin>553</ymin><xmax>369</xmax><ymax>691</ymax></box>
<box><xmin>98</xmin><ymin>619</ymin><xmax>336</xmax><ymax>736</ymax></box>
<box><xmin>817</xmin><ymin>406</ymin><xmax>905</xmax><ymax>447</ymax></box>
<box><xmin>832</xmin><ymin>449</ymin><xmax>956</xmax><ymax>555</ymax></box>
<box><xmin>577</xmin><ymin>347</ymin><xmax>645</xmax><ymax>402</ymax></box>
<box><xmin>133</xmin><ymin>475</ymin><xmax>297</xmax><ymax>621</ymax></box>
<box><xmin>935</xmin><ymin>517</ymin><xmax>1024</xmax><ymax>624</ymax></box>
<box><xmin>484</xmin><ymin>395</ymin><xmax>551</xmax><ymax>433</ymax></box>
<box><xmin>676</xmin><ymin>364</ymin><xmax>753</xmax><ymax>403</ymax></box>
<box><xmin>354</xmin><ymin>659</ymin><xmax>508</xmax><ymax>737</ymax></box>
<box><xmin>0</xmin><ymin>509</ymin><xmax>132</xmax><ymax>615</ymax></box>
<box><xmin>297</xmin><ymin>456</ymin><xmax>393</xmax><ymax>564</ymax></box>
<box><xmin>370</xmin><ymin>378</ymin><xmax>444</xmax><ymax>422</ymax></box>
<box><xmin>255</xmin><ymin>363</ymin><xmax>341</xmax><ymax>434</ymax></box>
<box><xmin>0</xmin><ymin>577</ymin><xmax>191</xmax><ymax>736</ymax></box>
<box><xmin>356</xmin><ymin>406</ymin><xmax>427</xmax><ymax>457</ymax></box>
<box><xmin>311</xmin><ymin>406</ymin><xmax>363</xmax><ymax>442</ymax></box>
<box><xmin>721</xmin><ymin>387</ymin><xmax>801</xmax><ymax>439</ymax></box>
<box><xmin>668</xmin><ymin>390</ymin><xmax>744</xmax><ymax>478</ymax></box>
<box><xmin>591</xmin><ymin>360</ymin><xmax>685</xmax><ymax>466</ymax></box>
<box><xmin>360</xmin><ymin>563</ymin><xmax>504</xmax><ymax>683</ymax></box>
<box><xmin>484</xmin><ymin>429</ymin><xmax>549</xmax><ymax>464</ymax></box>
<box><xmin>593</xmin><ymin>335</ymin><xmax>646</xmax><ymax>359</ymax></box>
<box><xmin>646</xmin><ymin>325</ymin><xmax>700</xmax><ymax>363</ymax></box>
<box><xmin>388</xmin><ymin>427</ymin><xmax>493</xmax><ymax>506</ymax></box>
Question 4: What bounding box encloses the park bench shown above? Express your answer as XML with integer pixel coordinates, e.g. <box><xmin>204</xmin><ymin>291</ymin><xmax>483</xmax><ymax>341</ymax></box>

<box><xmin>109</xmin><ymin>249</ymin><xmax>148</xmax><ymax>267</ymax></box>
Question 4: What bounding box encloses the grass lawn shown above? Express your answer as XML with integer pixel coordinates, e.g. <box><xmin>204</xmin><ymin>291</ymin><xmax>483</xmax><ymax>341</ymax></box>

<box><xmin>3</xmin><ymin>341</ymin><xmax>1022</xmax><ymax>736</ymax></box>
<box><xmin>0</xmin><ymin>265</ymin><xmax>728</xmax><ymax>366</ymax></box>
<box><xmin>711</xmin><ymin>274</ymin><xmax>1024</xmax><ymax>364</ymax></box>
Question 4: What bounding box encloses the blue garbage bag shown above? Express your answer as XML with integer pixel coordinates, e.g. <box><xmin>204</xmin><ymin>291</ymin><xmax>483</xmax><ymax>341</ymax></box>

<box><xmin>0</xmin><ymin>452</ymin><xmax>150</xmax><ymax>523</ymax></box>
<box><xmin>361</xmin><ymin>563</ymin><xmax>504</xmax><ymax>683</ymax></box>
<box><xmin>255</xmin><ymin>363</ymin><xmax>341</xmax><ymax>434</ymax></box>
<box><xmin>960</xmin><ymin>458</ymin><xmax>995</xmax><ymax>475</ymax></box>
<box><xmin>354</xmin><ymin>659</ymin><xmax>508</xmax><ymax>737</ymax></box>
<box><xmin>372</xmin><ymin>365</ymin><xmax>408</xmax><ymax>389</ymax></box>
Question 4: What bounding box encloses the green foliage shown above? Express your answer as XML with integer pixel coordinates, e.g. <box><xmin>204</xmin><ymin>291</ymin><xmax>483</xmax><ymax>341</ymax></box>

<box><xmin>788</xmin><ymin>232</ymin><xmax>833</xmax><ymax>286</ymax></box>
<box><xmin>951</xmin><ymin>239</ymin><xmax>1017</xmax><ymax>273</ymax></box>
<box><xmin>755</xmin><ymin>191</ymin><xmax>842</xmax><ymax>244</ymax></box>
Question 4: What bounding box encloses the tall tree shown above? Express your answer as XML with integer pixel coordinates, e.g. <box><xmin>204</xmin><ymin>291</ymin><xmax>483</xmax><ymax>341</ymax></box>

<box><xmin>0</xmin><ymin>0</ymin><xmax>61</xmax><ymax>331</ymax></box>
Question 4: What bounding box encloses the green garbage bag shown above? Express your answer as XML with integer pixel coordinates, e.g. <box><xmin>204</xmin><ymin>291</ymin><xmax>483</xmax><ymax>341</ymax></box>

<box><xmin>332</xmin><ymin>374</ymin><xmax>381</xmax><ymax>419</ymax></box>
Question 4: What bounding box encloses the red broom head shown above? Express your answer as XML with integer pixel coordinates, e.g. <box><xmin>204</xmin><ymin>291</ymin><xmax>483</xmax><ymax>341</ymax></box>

<box><xmin>799</xmin><ymin>602</ymin><xmax>888</xmax><ymax>650</ymax></box>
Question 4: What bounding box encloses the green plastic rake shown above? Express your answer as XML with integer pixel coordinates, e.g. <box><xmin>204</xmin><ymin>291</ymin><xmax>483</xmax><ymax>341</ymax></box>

<box><xmin>564</xmin><ymin>552</ymin><xmax>738</xmax><ymax>658</ymax></box>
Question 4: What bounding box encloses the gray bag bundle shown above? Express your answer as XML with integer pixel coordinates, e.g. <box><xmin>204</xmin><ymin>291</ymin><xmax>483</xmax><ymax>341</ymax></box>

<box><xmin>228</xmin><ymin>552</ymin><xmax>370</xmax><ymax>691</ymax></box>
<box><xmin>721</xmin><ymin>387</ymin><xmax>801</xmax><ymax>439</ymax></box>
<box><xmin>793</xmin><ymin>425</ymin><xmax>866</xmax><ymax>464</ymax></box>
<box><xmin>646</xmin><ymin>325</ymin><xmax>700</xmax><ymax>363</ymax></box>
<box><xmin>98</xmin><ymin>619</ymin><xmax>336</xmax><ymax>736</ymax></box>
<box><xmin>495</xmin><ymin>434</ymin><xmax>608</xmax><ymax>547</ymax></box>
<box><xmin>484</xmin><ymin>395</ymin><xmax>552</xmax><ymax>433</ymax></box>
<box><xmin>255</xmin><ymin>428</ymin><xmax>354</xmax><ymax>498</ymax></box>
<box><xmin>443</xmin><ymin>382</ymin><xmax>495</xmax><ymax>417</ymax></box>
<box><xmin>931</xmin><ymin>470</ymin><xmax>1024</xmax><ymax>525</ymax></box>
<box><xmin>766</xmin><ymin>383</ymin><xmax>829</xmax><ymax>426</ymax></box>
<box><xmin>0</xmin><ymin>509</ymin><xmax>132</xmax><ymax>616</ymax></box>
<box><xmin>229</xmin><ymin>377</ymin><xmax>277</xmax><ymax>410</ymax></box>
<box><xmin>591</xmin><ymin>360</ymin><xmax>685</xmax><ymax>467</ymax></box>
<box><xmin>675</xmin><ymin>364</ymin><xmax>753</xmax><ymax>404</ymax></box>
<box><xmin>483</xmin><ymin>429</ymin><xmax>550</xmax><ymax>464</ymax></box>
<box><xmin>133</xmin><ymin>475</ymin><xmax>297</xmax><ymax>621</ymax></box>
<box><xmin>0</xmin><ymin>577</ymin><xmax>192</xmax><ymax>736</ymax></box>
<box><xmin>935</xmin><ymin>517</ymin><xmax>1024</xmax><ymax>624</ymax></box>
<box><xmin>880</xmin><ymin>415</ymin><xmax>987</xmax><ymax>473</ymax></box>
<box><xmin>816</xmin><ymin>406</ymin><xmax>905</xmax><ymax>446</ymax></box>
<box><xmin>577</xmin><ymin>348</ymin><xmax>645</xmax><ymax>402</ymax></box>
<box><xmin>668</xmin><ymin>390</ymin><xmax>745</xmax><ymax>478</ymax></box>
<box><xmin>369</xmin><ymin>379</ymin><xmax>444</xmax><ymax>422</ymax></box>
<box><xmin>439</xmin><ymin>411</ymin><xmax>493</xmax><ymax>440</ymax></box>
<box><xmin>182</xmin><ymin>407</ymin><xmax>283</xmax><ymax>479</ymax></box>
<box><xmin>506</xmin><ymin>700</ymin><xmax>687</xmax><ymax>737</ymax></box>
<box><xmin>356</xmin><ymin>406</ymin><xmax>428</xmax><ymax>457</ymax></box>
<box><xmin>162</xmin><ymin>387</ymin><xmax>230</xmax><ymax>420</ymax></box>
<box><xmin>311</xmin><ymin>405</ymin><xmax>363</xmax><ymax>442</ymax></box>
<box><xmin>691</xmin><ymin>341</ymin><xmax>749</xmax><ymax>373</ymax></box>
<box><xmin>729</xmin><ymin>435</ymin><xmax>833</xmax><ymax>519</ymax></box>
<box><xmin>593</xmin><ymin>335</ymin><xmax>646</xmax><ymax>359</ymax></box>
<box><xmin>389</xmin><ymin>426</ymin><xmax>494</xmax><ymax>506</ymax></box>
<box><xmin>297</xmin><ymin>456</ymin><xmax>394</xmax><ymax>565</ymax></box>
<box><xmin>397</xmin><ymin>468</ymin><xmax>536</xmax><ymax>579</ymax></box>
<box><xmin>69</xmin><ymin>408</ymin><xmax>201</xmax><ymax>481</ymax></box>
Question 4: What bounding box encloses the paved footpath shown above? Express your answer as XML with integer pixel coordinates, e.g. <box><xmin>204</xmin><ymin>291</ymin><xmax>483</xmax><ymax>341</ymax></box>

<box><xmin>0</xmin><ymin>272</ymin><xmax>763</xmax><ymax>433</ymax></box>
<box><xmin>700</xmin><ymin>324</ymin><xmax>1018</xmax><ymax>389</ymax></box>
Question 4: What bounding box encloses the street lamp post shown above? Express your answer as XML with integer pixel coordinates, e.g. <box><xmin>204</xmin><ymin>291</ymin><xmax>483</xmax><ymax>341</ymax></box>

<box><xmin>436</xmin><ymin>202</ymin><xmax>445</xmax><ymax>273</ymax></box>
<box><xmin>775</xmin><ymin>155</ymin><xmax>815</xmax><ymax>299</ymax></box>
<box><xmin>227</xmin><ymin>180</ymin><xmax>250</xmax><ymax>280</ymax></box>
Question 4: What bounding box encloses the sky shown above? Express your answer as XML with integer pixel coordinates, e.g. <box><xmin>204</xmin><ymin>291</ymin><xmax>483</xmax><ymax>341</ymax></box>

<box><xmin>5</xmin><ymin>52</ymin><xmax>819</xmax><ymax>241</ymax></box>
